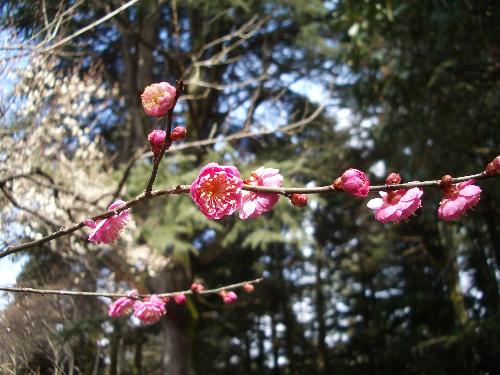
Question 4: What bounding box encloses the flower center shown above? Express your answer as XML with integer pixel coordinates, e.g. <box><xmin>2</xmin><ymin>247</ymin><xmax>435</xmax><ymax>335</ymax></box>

<box><xmin>197</xmin><ymin>172</ymin><xmax>238</xmax><ymax>211</ymax></box>
<box><xmin>142</xmin><ymin>88</ymin><xmax>164</xmax><ymax>110</ymax></box>
<box><xmin>386</xmin><ymin>190</ymin><xmax>404</xmax><ymax>205</ymax></box>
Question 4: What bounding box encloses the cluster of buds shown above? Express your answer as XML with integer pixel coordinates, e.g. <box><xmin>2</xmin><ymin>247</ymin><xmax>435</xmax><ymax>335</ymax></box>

<box><xmin>142</xmin><ymin>82</ymin><xmax>186</xmax><ymax>157</ymax></box>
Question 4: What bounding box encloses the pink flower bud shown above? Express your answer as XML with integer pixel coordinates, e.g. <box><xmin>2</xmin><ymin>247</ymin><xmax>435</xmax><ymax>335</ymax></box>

<box><xmin>289</xmin><ymin>193</ymin><xmax>308</xmax><ymax>207</ymax></box>
<box><xmin>220</xmin><ymin>291</ymin><xmax>238</xmax><ymax>304</ymax></box>
<box><xmin>190</xmin><ymin>283</ymin><xmax>205</xmax><ymax>293</ymax></box>
<box><xmin>333</xmin><ymin>169</ymin><xmax>370</xmax><ymax>198</ymax></box>
<box><xmin>170</xmin><ymin>126</ymin><xmax>187</xmax><ymax>141</ymax></box>
<box><xmin>174</xmin><ymin>294</ymin><xmax>187</xmax><ymax>305</ymax></box>
<box><xmin>148</xmin><ymin>130</ymin><xmax>166</xmax><ymax>157</ymax></box>
<box><xmin>141</xmin><ymin>82</ymin><xmax>177</xmax><ymax>117</ymax></box>
<box><xmin>243</xmin><ymin>283</ymin><xmax>255</xmax><ymax>293</ymax></box>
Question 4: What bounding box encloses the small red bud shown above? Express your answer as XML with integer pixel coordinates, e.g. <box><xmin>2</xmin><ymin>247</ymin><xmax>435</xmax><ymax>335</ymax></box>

<box><xmin>162</xmin><ymin>296</ymin><xmax>171</xmax><ymax>304</ymax></box>
<box><xmin>190</xmin><ymin>283</ymin><xmax>205</xmax><ymax>293</ymax></box>
<box><xmin>174</xmin><ymin>294</ymin><xmax>187</xmax><ymax>305</ymax></box>
<box><xmin>440</xmin><ymin>175</ymin><xmax>453</xmax><ymax>187</ymax></box>
<box><xmin>243</xmin><ymin>283</ymin><xmax>255</xmax><ymax>293</ymax></box>
<box><xmin>170</xmin><ymin>126</ymin><xmax>186</xmax><ymax>141</ymax></box>
<box><xmin>332</xmin><ymin>177</ymin><xmax>343</xmax><ymax>190</ymax></box>
<box><xmin>290</xmin><ymin>193</ymin><xmax>308</xmax><ymax>207</ymax></box>
<box><xmin>385</xmin><ymin>172</ymin><xmax>401</xmax><ymax>185</ymax></box>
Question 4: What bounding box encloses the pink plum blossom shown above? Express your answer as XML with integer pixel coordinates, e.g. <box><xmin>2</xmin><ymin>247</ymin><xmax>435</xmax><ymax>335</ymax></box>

<box><xmin>141</xmin><ymin>82</ymin><xmax>177</xmax><ymax>117</ymax></box>
<box><xmin>367</xmin><ymin>188</ymin><xmax>423</xmax><ymax>223</ymax></box>
<box><xmin>334</xmin><ymin>168</ymin><xmax>370</xmax><ymax>198</ymax></box>
<box><xmin>148</xmin><ymin>129</ymin><xmax>166</xmax><ymax>156</ymax></box>
<box><xmin>438</xmin><ymin>179</ymin><xmax>481</xmax><ymax>221</ymax></box>
<box><xmin>190</xmin><ymin>163</ymin><xmax>243</xmax><ymax>219</ymax></box>
<box><xmin>85</xmin><ymin>200</ymin><xmax>129</xmax><ymax>244</ymax></box>
<box><xmin>133</xmin><ymin>295</ymin><xmax>166</xmax><ymax>324</ymax></box>
<box><xmin>108</xmin><ymin>290</ymin><xmax>138</xmax><ymax>318</ymax></box>
<box><xmin>239</xmin><ymin>167</ymin><xmax>283</xmax><ymax>219</ymax></box>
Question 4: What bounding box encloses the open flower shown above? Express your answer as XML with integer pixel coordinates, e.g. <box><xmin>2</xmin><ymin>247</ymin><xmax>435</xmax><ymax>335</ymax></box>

<box><xmin>367</xmin><ymin>188</ymin><xmax>423</xmax><ymax>223</ymax></box>
<box><xmin>239</xmin><ymin>167</ymin><xmax>283</xmax><ymax>219</ymax></box>
<box><xmin>190</xmin><ymin>163</ymin><xmax>243</xmax><ymax>219</ymax></box>
<box><xmin>85</xmin><ymin>200</ymin><xmax>129</xmax><ymax>244</ymax></box>
<box><xmin>438</xmin><ymin>179</ymin><xmax>481</xmax><ymax>221</ymax></box>
<box><xmin>108</xmin><ymin>290</ymin><xmax>138</xmax><ymax>318</ymax></box>
<box><xmin>334</xmin><ymin>168</ymin><xmax>370</xmax><ymax>198</ymax></box>
<box><xmin>141</xmin><ymin>82</ymin><xmax>177</xmax><ymax>117</ymax></box>
<box><xmin>133</xmin><ymin>295</ymin><xmax>166</xmax><ymax>324</ymax></box>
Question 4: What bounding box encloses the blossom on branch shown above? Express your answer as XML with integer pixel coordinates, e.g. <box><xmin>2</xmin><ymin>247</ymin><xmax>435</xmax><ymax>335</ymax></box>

<box><xmin>85</xmin><ymin>200</ymin><xmax>130</xmax><ymax>244</ymax></box>
<box><xmin>108</xmin><ymin>290</ymin><xmax>138</xmax><ymax>317</ymax></box>
<box><xmin>333</xmin><ymin>168</ymin><xmax>370</xmax><ymax>198</ymax></box>
<box><xmin>438</xmin><ymin>178</ymin><xmax>481</xmax><ymax>221</ymax></box>
<box><xmin>239</xmin><ymin>167</ymin><xmax>283</xmax><ymax>219</ymax></box>
<box><xmin>367</xmin><ymin>173</ymin><xmax>423</xmax><ymax>223</ymax></box>
<box><xmin>141</xmin><ymin>82</ymin><xmax>177</xmax><ymax>117</ymax></box>
<box><xmin>190</xmin><ymin>163</ymin><xmax>243</xmax><ymax>219</ymax></box>
<box><xmin>133</xmin><ymin>295</ymin><xmax>166</xmax><ymax>324</ymax></box>
<box><xmin>367</xmin><ymin>188</ymin><xmax>423</xmax><ymax>223</ymax></box>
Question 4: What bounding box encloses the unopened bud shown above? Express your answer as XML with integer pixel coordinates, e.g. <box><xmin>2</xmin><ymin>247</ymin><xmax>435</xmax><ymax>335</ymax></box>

<box><xmin>290</xmin><ymin>193</ymin><xmax>308</xmax><ymax>207</ymax></box>
<box><xmin>243</xmin><ymin>283</ymin><xmax>255</xmax><ymax>293</ymax></box>
<box><xmin>485</xmin><ymin>156</ymin><xmax>500</xmax><ymax>176</ymax></box>
<box><xmin>174</xmin><ymin>294</ymin><xmax>187</xmax><ymax>305</ymax></box>
<box><xmin>221</xmin><ymin>291</ymin><xmax>238</xmax><ymax>304</ymax></box>
<box><xmin>385</xmin><ymin>172</ymin><xmax>401</xmax><ymax>185</ymax></box>
<box><xmin>333</xmin><ymin>168</ymin><xmax>370</xmax><ymax>198</ymax></box>
<box><xmin>148</xmin><ymin>129</ymin><xmax>166</xmax><ymax>156</ymax></box>
<box><xmin>170</xmin><ymin>126</ymin><xmax>186</xmax><ymax>141</ymax></box>
<box><xmin>190</xmin><ymin>283</ymin><xmax>205</xmax><ymax>293</ymax></box>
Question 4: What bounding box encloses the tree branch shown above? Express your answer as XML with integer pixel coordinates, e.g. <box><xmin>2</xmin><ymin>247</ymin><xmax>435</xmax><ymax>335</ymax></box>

<box><xmin>0</xmin><ymin>277</ymin><xmax>263</xmax><ymax>299</ymax></box>
<box><xmin>1</xmin><ymin>170</ymin><xmax>497</xmax><ymax>260</ymax></box>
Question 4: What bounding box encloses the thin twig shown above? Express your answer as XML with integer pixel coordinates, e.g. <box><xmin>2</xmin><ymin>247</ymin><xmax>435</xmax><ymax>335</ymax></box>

<box><xmin>41</xmin><ymin>0</ymin><xmax>140</xmax><ymax>53</ymax></box>
<box><xmin>0</xmin><ymin>278</ymin><xmax>263</xmax><ymax>299</ymax></box>
<box><xmin>1</xmin><ymin>171</ymin><xmax>497</xmax><ymax>259</ymax></box>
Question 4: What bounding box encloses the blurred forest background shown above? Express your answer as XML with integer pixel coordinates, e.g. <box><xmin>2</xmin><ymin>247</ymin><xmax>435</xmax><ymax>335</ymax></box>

<box><xmin>1</xmin><ymin>0</ymin><xmax>499</xmax><ymax>374</ymax></box>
